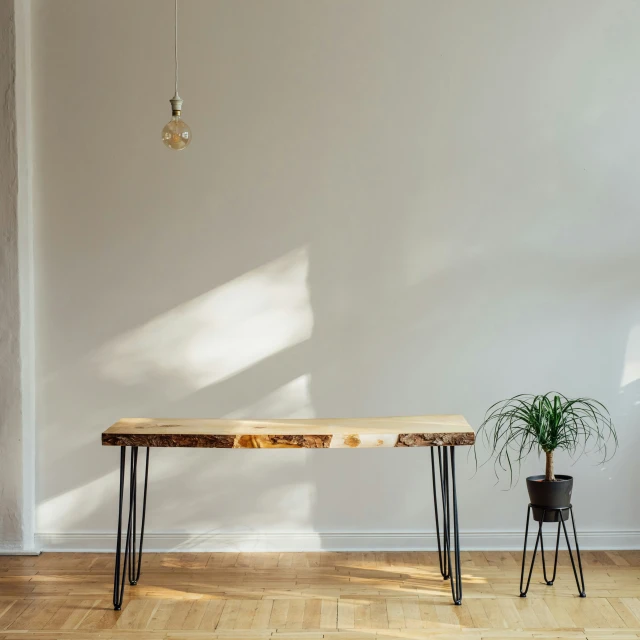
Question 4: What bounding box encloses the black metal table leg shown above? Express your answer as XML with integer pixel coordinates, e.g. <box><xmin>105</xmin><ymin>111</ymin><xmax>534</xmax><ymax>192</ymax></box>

<box><xmin>113</xmin><ymin>446</ymin><xmax>150</xmax><ymax>610</ymax></box>
<box><xmin>113</xmin><ymin>446</ymin><xmax>129</xmax><ymax>610</ymax></box>
<box><xmin>430</xmin><ymin>447</ymin><xmax>448</xmax><ymax>580</ymax></box>
<box><xmin>134</xmin><ymin>447</ymin><xmax>150</xmax><ymax>585</ymax></box>
<box><xmin>447</xmin><ymin>447</ymin><xmax>462</xmax><ymax>604</ymax></box>
<box><xmin>431</xmin><ymin>446</ymin><xmax>462</xmax><ymax>605</ymax></box>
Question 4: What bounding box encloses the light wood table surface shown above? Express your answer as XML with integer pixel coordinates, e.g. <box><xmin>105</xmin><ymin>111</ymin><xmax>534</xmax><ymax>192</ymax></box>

<box><xmin>102</xmin><ymin>415</ymin><xmax>475</xmax><ymax>448</ymax></box>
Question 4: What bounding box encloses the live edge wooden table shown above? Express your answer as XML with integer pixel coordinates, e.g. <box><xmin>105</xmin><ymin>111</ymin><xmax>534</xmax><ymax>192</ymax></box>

<box><xmin>102</xmin><ymin>415</ymin><xmax>475</xmax><ymax>610</ymax></box>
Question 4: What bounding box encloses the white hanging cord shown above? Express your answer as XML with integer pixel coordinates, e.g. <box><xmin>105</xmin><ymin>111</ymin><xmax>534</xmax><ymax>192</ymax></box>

<box><xmin>174</xmin><ymin>0</ymin><xmax>179</xmax><ymax>97</ymax></box>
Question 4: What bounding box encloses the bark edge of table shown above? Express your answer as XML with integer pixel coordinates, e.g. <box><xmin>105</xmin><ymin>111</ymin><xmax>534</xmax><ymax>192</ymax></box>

<box><xmin>102</xmin><ymin>422</ymin><xmax>475</xmax><ymax>448</ymax></box>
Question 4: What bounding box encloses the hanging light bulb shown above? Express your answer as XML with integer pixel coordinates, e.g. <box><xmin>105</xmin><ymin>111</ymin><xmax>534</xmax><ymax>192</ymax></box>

<box><xmin>162</xmin><ymin>96</ymin><xmax>191</xmax><ymax>150</ymax></box>
<box><xmin>162</xmin><ymin>0</ymin><xmax>191</xmax><ymax>150</ymax></box>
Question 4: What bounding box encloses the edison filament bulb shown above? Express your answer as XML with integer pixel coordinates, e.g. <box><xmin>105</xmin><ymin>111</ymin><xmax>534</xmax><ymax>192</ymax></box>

<box><xmin>162</xmin><ymin>96</ymin><xmax>191</xmax><ymax>150</ymax></box>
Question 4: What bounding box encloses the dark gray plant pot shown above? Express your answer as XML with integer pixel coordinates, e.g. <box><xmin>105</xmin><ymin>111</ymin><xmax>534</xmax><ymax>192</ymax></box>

<box><xmin>526</xmin><ymin>475</ymin><xmax>573</xmax><ymax>522</ymax></box>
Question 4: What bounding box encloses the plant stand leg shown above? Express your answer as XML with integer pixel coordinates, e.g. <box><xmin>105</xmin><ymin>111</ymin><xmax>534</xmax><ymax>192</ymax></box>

<box><xmin>113</xmin><ymin>446</ymin><xmax>150</xmax><ymax>610</ymax></box>
<box><xmin>520</xmin><ymin>506</ymin><xmax>546</xmax><ymax>597</ymax></box>
<box><xmin>430</xmin><ymin>447</ymin><xmax>448</xmax><ymax>579</ymax></box>
<box><xmin>542</xmin><ymin>517</ymin><xmax>561</xmax><ymax>586</ymax></box>
<box><xmin>561</xmin><ymin>506</ymin><xmax>586</xmax><ymax>597</ymax></box>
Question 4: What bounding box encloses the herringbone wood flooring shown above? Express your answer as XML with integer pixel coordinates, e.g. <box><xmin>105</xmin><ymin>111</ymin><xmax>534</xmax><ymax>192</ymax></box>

<box><xmin>1</xmin><ymin>550</ymin><xmax>640</xmax><ymax>639</ymax></box>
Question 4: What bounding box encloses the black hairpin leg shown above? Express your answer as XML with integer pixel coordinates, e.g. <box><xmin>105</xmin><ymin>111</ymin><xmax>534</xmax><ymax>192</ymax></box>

<box><xmin>562</xmin><ymin>506</ymin><xmax>586</xmax><ymax>597</ymax></box>
<box><xmin>431</xmin><ymin>446</ymin><xmax>462</xmax><ymax>604</ymax></box>
<box><xmin>113</xmin><ymin>446</ymin><xmax>150</xmax><ymax>610</ymax></box>
<box><xmin>430</xmin><ymin>447</ymin><xmax>448</xmax><ymax>579</ymax></box>
<box><xmin>540</xmin><ymin>516</ymin><xmax>561</xmax><ymax>586</ymax></box>
<box><xmin>519</xmin><ymin>504</ymin><xmax>585</xmax><ymax>598</ymax></box>
<box><xmin>520</xmin><ymin>505</ymin><xmax>545</xmax><ymax>597</ymax></box>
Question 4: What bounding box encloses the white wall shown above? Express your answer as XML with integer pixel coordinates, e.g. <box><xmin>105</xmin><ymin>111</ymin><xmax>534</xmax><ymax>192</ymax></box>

<box><xmin>33</xmin><ymin>0</ymin><xmax>640</xmax><ymax>551</ymax></box>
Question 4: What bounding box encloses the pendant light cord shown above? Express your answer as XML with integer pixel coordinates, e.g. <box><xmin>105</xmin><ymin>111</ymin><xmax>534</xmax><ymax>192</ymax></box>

<box><xmin>174</xmin><ymin>0</ymin><xmax>179</xmax><ymax>97</ymax></box>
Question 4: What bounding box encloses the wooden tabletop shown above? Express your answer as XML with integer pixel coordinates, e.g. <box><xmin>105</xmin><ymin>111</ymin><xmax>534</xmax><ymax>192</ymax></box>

<box><xmin>102</xmin><ymin>416</ymin><xmax>475</xmax><ymax>448</ymax></box>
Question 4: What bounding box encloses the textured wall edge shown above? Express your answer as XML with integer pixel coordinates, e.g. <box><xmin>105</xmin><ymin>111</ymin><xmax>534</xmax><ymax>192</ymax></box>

<box><xmin>14</xmin><ymin>0</ymin><xmax>36</xmax><ymax>552</ymax></box>
<box><xmin>0</xmin><ymin>0</ymin><xmax>36</xmax><ymax>553</ymax></box>
<box><xmin>0</xmin><ymin>0</ymin><xmax>24</xmax><ymax>549</ymax></box>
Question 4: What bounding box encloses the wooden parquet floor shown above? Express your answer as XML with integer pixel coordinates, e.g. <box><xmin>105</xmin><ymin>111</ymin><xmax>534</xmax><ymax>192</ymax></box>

<box><xmin>1</xmin><ymin>550</ymin><xmax>640</xmax><ymax>639</ymax></box>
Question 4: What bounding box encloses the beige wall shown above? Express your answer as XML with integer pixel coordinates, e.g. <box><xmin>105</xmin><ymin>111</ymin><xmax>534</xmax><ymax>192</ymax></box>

<box><xmin>33</xmin><ymin>0</ymin><xmax>640</xmax><ymax>550</ymax></box>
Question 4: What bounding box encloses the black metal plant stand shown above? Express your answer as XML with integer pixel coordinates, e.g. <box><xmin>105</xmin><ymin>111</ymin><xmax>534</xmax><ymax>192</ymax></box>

<box><xmin>430</xmin><ymin>446</ymin><xmax>463</xmax><ymax>605</ymax></box>
<box><xmin>519</xmin><ymin>503</ymin><xmax>586</xmax><ymax>598</ymax></box>
<box><xmin>113</xmin><ymin>446</ymin><xmax>150</xmax><ymax>610</ymax></box>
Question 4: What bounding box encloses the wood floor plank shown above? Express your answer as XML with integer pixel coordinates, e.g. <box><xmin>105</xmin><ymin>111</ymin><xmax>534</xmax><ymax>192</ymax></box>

<box><xmin>284</xmin><ymin>598</ymin><xmax>305</xmax><ymax>629</ymax></box>
<box><xmin>217</xmin><ymin>599</ymin><xmax>241</xmax><ymax>629</ymax></box>
<box><xmin>10</xmin><ymin>599</ymin><xmax>65</xmax><ymax>630</ymax></box>
<box><xmin>302</xmin><ymin>599</ymin><xmax>322</xmax><ymax>629</ymax></box>
<box><xmin>46</xmin><ymin>598</ymin><xmax>99</xmax><ymax>630</ymax></box>
<box><xmin>337</xmin><ymin>600</ymin><xmax>355</xmax><ymax>629</ymax></box>
<box><xmin>401</xmin><ymin>598</ymin><xmax>422</xmax><ymax>628</ymax></box>
<box><xmin>385</xmin><ymin>599</ymin><xmax>405</xmax><ymax>628</ymax></box>
<box><xmin>234</xmin><ymin>599</ymin><xmax>258</xmax><ymax>629</ymax></box>
<box><xmin>320</xmin><ymin>599</ymin><xmax>338</xmax><ymax>629</ymax></box>
<box><xmin>182</xmin><ymin>600</ymin><xmax>208</xmax><ymax>630</ymax></box>
<box><xmin>370</xmin><ymin>600</ymin><xmax>389</xmax><ymax>629</ymax></box>
<box><xmin>466</xmin><ymin>598</ymin><xmax>491</xmax><ymax>628</ymax></box>
<box><xmin>268</xmin><ymin>599</ymin><xmax>289</xmax><ymax>628</ymax></box>
<box><xmin>165</xmin><ymin>600</ymin><xmax>195</xmax><ymax>629</ymax></box>
<box><xmin>418</xmin><ymin>600</ymin><xmax>438</xmax><ymax>627</ymax></box>
<box><xmin>530</xmin><ymin>598</ymin><xmax>559</xmax><ymax>628</ymax></box>
<box><xmin>146</xmin><ymin>599</ymin><xmax>173</xmax><ymax>630</ymax></box>
<box><xmin>198</xmin><ymin>599</ymin><xmax>225</xmax><ymax>630</ymax></box>
<box><xmin>0</xmin><ymin>601</ymin><xmax>32</xmax><ymax>631</ymax></box>
<box><xmin>609</xmin><ymin>597</ymin><xmax>640</xmax><ymax>627</ymax></box>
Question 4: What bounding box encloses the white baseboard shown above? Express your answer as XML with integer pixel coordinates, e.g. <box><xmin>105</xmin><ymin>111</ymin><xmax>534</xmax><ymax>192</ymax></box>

<box><xmin>35</xmin><ymin>530</ymin><xmax>640</xmax><ymax>553</ymax></box>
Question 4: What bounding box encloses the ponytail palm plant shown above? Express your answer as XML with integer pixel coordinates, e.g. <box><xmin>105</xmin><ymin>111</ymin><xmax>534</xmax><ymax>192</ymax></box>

<box><xmin>477</xmin><ymin>392</ymin><xmax>617</xmax><ymax>485</ymax></box>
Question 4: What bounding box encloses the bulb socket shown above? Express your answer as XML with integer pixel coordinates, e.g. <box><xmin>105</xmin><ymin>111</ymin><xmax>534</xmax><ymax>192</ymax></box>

<box><xmin>170</xmin><ymin>95</ymin><xmax>184</xmax><ymax>118</ymax></box>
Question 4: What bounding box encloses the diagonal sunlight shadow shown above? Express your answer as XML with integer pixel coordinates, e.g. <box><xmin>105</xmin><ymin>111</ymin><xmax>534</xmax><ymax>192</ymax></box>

<box><xmin>93</xmin><ymin>246</ymin><xmax>313</xmax><ymax>395</ymax></box>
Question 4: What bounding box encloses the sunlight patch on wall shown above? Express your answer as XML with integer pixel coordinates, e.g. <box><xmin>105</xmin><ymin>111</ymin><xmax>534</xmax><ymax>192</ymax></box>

<box><xmin>269</xmin><ymin>481</ymin><xmax>314</xmax><ymax>526</ymax></box>
<box><xmin>621</xmin><ymin>324</ymin><xmax>640</xmax><ymax>388</ymax></box>
<box><xmin>403</xmin><ymin>238</ymin><xmax>462</xmax><ymax>288</ymax></box>
<box><xmin>38</xmin><ymin>470</ymin><xmax>115</xmax><ymax>532</ymax></box>
<box><xmin>224</xmin><ymin>375</ymin><xmax>315</xmax><ymax>419</ymax></box>
<box><xmin>94</xmin><ymin>248</ymin><xmax>312</xmax><ymax>393</ymax></box>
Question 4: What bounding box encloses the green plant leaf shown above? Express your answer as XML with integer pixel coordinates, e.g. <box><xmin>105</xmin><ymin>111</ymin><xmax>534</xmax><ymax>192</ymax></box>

<box><xmin>474</xmin><ymin>392</ymin><xmax>618</xmax><ymax>488</ymax></box>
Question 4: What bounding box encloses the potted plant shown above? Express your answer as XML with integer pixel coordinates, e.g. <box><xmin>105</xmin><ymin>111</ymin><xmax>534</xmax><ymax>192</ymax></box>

<box><xmin>476</xmin><ymin>392</ymin><xmax>617</xmax><ymax>521</ymax></box>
